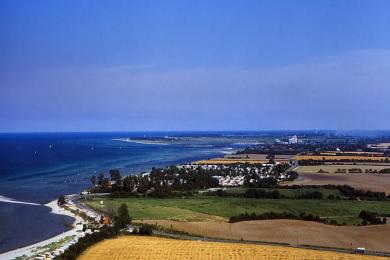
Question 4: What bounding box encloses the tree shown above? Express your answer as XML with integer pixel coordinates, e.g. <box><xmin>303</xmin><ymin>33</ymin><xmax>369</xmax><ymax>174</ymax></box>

<box><xmin>90</xmin><ymin>175</ymin><xmax>97</xmax><ymax>186</ymax></box>
<box><xmin>109</xmin><ymin>169</ymin><xmax>122</xmax><ymax>183</ymax></box>
<box><xmin>114</xmin><ymin>203</ymin><xmax>132</xmax><ymax>230</ymax></box>
<box><xmin>57</xmin><ymin>195</ymin><xmax>66</xmax><ymax>205</ymax></box>
<box><xmin>123</xmin><ymin>176</ymin><xmax>137</xmax><ymax>192</ymax></box>
<box><xmin>101</xmin><ymin>178</ymin><xmax>110</xmax><ymax>190</ymax></box>
<box><xmin>98</xmin><ymin>173</ymin><xmax>105</xmax><ymax>185</ymax></box>
<box><xmin>138</xmin><ymin>224</ymin><xmax>153</xmax><ymax>235</ymax></box>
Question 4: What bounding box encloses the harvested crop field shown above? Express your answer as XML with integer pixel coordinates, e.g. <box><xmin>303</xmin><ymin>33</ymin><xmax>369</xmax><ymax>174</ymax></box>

<box><xmin>143</xmin><ymin>219</ymin><xmax>390</xmax><ymax>253</ymax></box>
<box><xmin>77</xmin><ymin>235</ymin><xmax>385</xmax><ymax>260</ymax></box>
<box><xmin>290</xmin><ymin>170</ymin><xmax>390</xmax><ymax>194</ymax></box>
<box><xmin>295</xmin><ymin>165</ymin><xmax>390</xmax><ymax>174</ymax></box>
<box><xmin>294</xmin><ymin>155</ymin><xmax>389</xmax><ymax>162</ymax></box>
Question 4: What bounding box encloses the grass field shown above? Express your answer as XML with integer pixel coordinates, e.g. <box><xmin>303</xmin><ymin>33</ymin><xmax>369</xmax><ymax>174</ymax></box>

<box><xmin>223</xmin><ymin>187</ymin><xmax>345</xmax><ymax>198</ymax></box>
<box><xmin>78</xmin><ymin>236</ymin><xmax>386</xmax><ymax>260</ymax></box>
<box><xmin>85</xmin><ymin>196</ymin><xmax>390</xmax><ymax>225</ymax></box>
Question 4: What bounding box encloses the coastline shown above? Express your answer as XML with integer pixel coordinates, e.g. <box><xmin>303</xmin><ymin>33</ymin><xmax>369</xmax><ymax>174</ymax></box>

<box><xmin>0</xmin><ymin>198</ymin><xmax>84</xmax><ymax>259</ymax></box>
<box><xmin>0</xmin><ymin>144</ymin><xmax>230</xmax><ymax>258</ymax></box>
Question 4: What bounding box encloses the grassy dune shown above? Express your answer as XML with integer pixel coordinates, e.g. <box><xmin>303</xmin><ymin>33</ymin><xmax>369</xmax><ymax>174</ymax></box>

<box><xmin>78</xmin><ymin>236</ymin><xmax>387</xmax><ymax>260</ymax></box>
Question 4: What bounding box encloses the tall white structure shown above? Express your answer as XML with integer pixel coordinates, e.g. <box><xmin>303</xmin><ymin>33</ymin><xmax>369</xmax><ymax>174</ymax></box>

<box><xmin>288</xmin><ymin>135</ymin><xmax>298</xmax><ymax>144</ymax></box>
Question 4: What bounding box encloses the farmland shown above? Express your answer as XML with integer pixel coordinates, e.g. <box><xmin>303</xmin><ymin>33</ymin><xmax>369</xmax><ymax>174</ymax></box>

<box><xmin>144</xmin><ymin>219</ymin><xmax>390</xmax><ymax>253</ymax></box>
<box><xmin>84</xmin><ymin>195</ymin><xmax>390</xmax><ymax>225</ymax></box>
<box><xmin>295</xmin><ymin>155</ymin><xmax>389</xmax><ymax>162</ymax></box>
<box><xmin>77</xmin><ymin>236</ymin><xmax>386</xmax><ymax>260</ymax></box>
<box><xmin>291</xmin><ymin>166</ymin><xmax>390</xmax><ymax>194</ymax></box>
<box><xmin>295</xmin><ymin>165</ymin><xmax>390</xmax><ymax>174</ymax></box>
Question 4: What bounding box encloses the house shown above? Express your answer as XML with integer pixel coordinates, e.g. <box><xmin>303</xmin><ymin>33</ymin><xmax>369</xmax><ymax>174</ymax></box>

<box><xmin>102</xmin><ymin>215</ymin><xmax>111</xmax><ymax>225</ymax></box>
<box><xmin>126</xmin><ymin>224</ymin><xmax>136</xmax><ymax>233</ymax></box>
<box><xmin>355</xmin><ymin>247</ymin><xmax>366</xmax><ymax>254</ymax></box>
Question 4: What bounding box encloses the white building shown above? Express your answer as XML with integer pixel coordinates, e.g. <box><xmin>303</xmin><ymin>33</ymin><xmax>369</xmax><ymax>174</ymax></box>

<box><xmin>288</xmin><ymin>135</ymin><xmax>298</xmax><ymax>144</ymax></box>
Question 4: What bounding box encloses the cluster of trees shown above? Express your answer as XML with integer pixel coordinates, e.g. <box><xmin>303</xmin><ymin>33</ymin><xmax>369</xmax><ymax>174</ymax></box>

<box><xmin>227</xmin><ymin>210</ymin><xmax>389</xmax><ymax>226</ymax></box>
<box><xmin>228</xmin><ymin>211</ymin><xmax>338</xmax><ymax>225</ymax></box>
<box><xmin>348</xmin><ymin>168</ymin><xmax>363</xmax><ymax>173</ymax></box>
<box><xmin>90</xmin><ymin>169</ymin><xmax>123</xmax><ymax>193</ymax></box>
<box><xmin>281</xmin><ymin>184</ymin><xmax>390</xmax><ymax>201</ymax></box>
<box><xmin>244</xmin><ymin>189</ymin><xmax>282</xmax><ymax>199</ymax></box>
<box><xmin>299</xmin><ymin>158</ymin><xmax>390</xmax><ymax>166</ymax></box>
<box><xmin>359</xmin><ymin>210</ymin><xmax>387</xmax><ymax>225</ymax></box>
<box><xmin>244</xmin><ymin>176</ymin><xmax>278</xmax><ymax>188</ymax></box>
<box><xmin>91</xmin><ymin>163</ymin><xmax>298</xmax><ymax>197</ymax></box>
<box><xmin>57</xmin><ymin>195</ymin><xmax>66</xmax><ymax>205</ymax></box>
<box><xmin>137</xmin><ymin>224</ymin><xmax>153</xmax><ymax>235</ymax></box>
<box><xmin>90</xmin><ymin>166</ymin><xmax>222</xmax><ymax>195</ymax></box>
<box><xmin>298</xmin><ymin>160</ymin><xmax>324</xmax><ymax>166</ymax></box>
<box><xmin>337</xmin><ymin>185</ymin><xmax>388</xmax><ymax>200</ymax></box>
<box><xmin>378</xmin><ymin>168</ymin><xmax>390</xmax><ymax>174</ymax></box>
<box><xmin>56</xmin><ymin>225</ymin><xmax>117</xmax><ymax>259</ymax></box>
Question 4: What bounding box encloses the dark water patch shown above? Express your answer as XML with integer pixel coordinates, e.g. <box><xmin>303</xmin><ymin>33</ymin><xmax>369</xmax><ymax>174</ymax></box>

<box><xmin>0</xmin><ymin>202</ymin><xmax>74</xmax><ymax>253</ymax></box>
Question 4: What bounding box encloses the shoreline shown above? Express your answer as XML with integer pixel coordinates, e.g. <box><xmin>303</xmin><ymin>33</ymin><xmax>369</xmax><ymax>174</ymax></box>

<box><xmin>0</xmin><ymin>197</ymin><xmax>84</xmax><ymax>259</ymax></box>
<box><xmin>0</xmin><ymin>150</ymin><xmax>229</xmax><ymax>258</ymax></box>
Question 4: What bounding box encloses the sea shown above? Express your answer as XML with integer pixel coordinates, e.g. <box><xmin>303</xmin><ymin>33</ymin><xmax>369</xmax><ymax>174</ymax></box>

<box><xmin>0</xmin><ymin>131</ymin><xmax>251</xmax><ymax>253</ymax></box>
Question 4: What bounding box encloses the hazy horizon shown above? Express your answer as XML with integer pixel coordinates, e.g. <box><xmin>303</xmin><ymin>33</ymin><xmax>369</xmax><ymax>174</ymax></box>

<box><xmin>1</xmin><ymin>0</ymin><xmax>390</xmax><ymax>132</ymax></box>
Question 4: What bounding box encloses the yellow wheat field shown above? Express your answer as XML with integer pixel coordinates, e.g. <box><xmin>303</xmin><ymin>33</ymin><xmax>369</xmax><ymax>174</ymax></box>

<box><xmin>78</xmin><ymin>236</ymin><xmax>386</xmax><ymax>260</ymax></box>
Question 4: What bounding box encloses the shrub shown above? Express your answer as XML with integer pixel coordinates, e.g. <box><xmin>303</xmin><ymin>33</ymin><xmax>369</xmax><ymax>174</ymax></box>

<box><xmin>138</xmin><ymin>224</ymin><xmax>153</xmax><ymax>235</ymax></box>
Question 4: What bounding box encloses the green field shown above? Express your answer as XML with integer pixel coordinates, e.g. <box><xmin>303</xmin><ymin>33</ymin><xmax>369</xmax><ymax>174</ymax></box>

<box><xmin>84</xmin><ymin>195</ymin><xmax>390</xmax><ymax>225</ymax></box>
<box><xmin>222</xmin><ymin>187</ymin><xmax>345</xmax><ymax>198</ymax></box>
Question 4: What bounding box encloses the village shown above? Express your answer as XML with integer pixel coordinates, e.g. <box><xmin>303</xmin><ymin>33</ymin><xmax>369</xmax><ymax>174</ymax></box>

<box><xmin>177</xmin><ymin>162</ymin><xmax>294</xmax><ymax>187</ymax></box>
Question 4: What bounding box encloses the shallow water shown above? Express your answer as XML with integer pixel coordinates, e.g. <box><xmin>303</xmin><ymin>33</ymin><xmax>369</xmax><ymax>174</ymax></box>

<box><xmin>0</xmin><ymin>132</ymin><xmax>234</xmax><ymax>252</ymax></box>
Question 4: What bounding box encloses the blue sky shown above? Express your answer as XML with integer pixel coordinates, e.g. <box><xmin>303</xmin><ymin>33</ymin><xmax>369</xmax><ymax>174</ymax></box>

<box><xmin>1</xmin><ymin>0</ymin><xmax>390</xmax><ymax>131</ymax></box>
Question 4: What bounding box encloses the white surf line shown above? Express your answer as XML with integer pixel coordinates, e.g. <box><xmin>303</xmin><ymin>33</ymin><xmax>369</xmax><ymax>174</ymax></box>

<box><xmin>112</xmin><ymin>138</ymin><xmax>169</xmax><ymax>145</ymax></box>
<box><xmin>0</xmin><ymin>195</ymin><xmax>40</xmax><ymax>206</ymax></box>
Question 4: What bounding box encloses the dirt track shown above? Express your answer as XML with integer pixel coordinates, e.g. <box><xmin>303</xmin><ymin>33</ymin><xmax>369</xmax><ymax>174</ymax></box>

<box><xmin>144</xmin><ymin>219</ymin><xmax>390</xmax><ymax>253</ymax></box>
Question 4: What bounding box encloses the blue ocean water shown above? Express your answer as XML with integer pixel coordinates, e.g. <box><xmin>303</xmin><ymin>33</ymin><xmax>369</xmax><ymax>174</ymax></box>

<box><xmin>0</xmin><ymin>132</ymin><xmax>234</xmax><ymax>253</ymax></box>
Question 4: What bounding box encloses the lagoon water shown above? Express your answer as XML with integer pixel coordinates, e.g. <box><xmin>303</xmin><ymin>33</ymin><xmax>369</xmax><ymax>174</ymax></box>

<box><xmin>0</xmin><ymin>132</ymin><xmax>238</xmax><ymax>252</ymax></box>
